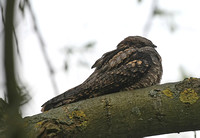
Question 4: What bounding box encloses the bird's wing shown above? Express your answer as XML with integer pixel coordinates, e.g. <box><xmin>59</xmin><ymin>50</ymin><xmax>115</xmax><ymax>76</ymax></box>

<box><xmin>91</xmin><ymin>49</ymin><xmax>118</xmax><ymax>69</ymax></box>
<box><xmin>83</xmin><ymin>47</ymin><xmax>152</xmax><ymax>92</ymax></box>
<box><xmin>91</xmin><ymin>47</ymin><xmax>150</xmax><ymax>73</ymax></box>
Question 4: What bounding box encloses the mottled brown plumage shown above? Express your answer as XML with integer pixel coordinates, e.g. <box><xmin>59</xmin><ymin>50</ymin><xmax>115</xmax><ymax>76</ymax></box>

<box><xmin>41</xmin><ymin>36</ymin><xmax>162</xmax><ymax>112</ymax></box>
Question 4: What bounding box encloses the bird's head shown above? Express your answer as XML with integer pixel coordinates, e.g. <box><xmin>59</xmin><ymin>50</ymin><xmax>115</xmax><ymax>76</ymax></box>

<box><xmin>117</xmin><ymin>36</ymin><xmax>157</xmax><ymax>49</ymax></box>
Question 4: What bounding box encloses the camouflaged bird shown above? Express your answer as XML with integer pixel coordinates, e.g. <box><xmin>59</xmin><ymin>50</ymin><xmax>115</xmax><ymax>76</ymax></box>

<box><xmin>41</xmin><ymin>36</ymin><xmax>162</xmax><ymax>112</ymax></box>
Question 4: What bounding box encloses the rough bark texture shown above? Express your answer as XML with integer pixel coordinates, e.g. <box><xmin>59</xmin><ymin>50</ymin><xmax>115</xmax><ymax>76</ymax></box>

<box><xmin>1</xmin><ymin>78</ymin><xmax>200</xmax><ymax>138</ymax></box>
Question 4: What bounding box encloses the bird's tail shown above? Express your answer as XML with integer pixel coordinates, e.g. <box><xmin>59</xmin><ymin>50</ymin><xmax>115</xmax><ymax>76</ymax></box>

<box><xmin>41</xmin><ymin>85</ymin><xmax>83</xmax><ymax>112</ymax></box>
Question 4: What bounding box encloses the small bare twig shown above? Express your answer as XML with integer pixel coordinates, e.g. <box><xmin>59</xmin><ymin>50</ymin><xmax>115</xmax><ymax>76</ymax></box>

<box><xmin>25</xmin><ymin>0</ymin><xmax>59</xmax><ymax>94</ymax></box>
<box><xmin>143</xmin><ymin>0</ymin><xmax>177</xmax><ymax>36</ymax></box>
<box><xmin>143</xmin><ymin>0</ymin><xmax>158</xmax><ymax>36</ymax></box>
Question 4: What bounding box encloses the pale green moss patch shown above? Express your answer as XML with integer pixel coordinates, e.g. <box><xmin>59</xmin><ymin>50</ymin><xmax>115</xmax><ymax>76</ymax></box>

<box><xmin>179</xmin><ymin>88</ymin><xmax>199</xmax><ymax>104</ymax></box>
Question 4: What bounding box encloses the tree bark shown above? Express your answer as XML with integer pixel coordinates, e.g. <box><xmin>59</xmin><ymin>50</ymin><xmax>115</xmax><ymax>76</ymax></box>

<box><xmin>1</xmin><ymin>78</ymin><xmax>200</xmax><ymax>138</ymax></box>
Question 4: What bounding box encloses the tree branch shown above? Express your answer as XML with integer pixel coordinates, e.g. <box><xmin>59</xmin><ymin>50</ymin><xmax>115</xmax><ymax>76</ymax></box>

<box><xmin>1</xmin><ymin>78</ymin><xmax>200</xmax><ymax>137</ymax></box>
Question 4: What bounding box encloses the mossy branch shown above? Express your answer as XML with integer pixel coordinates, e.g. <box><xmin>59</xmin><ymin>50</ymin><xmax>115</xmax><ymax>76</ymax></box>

<box><xmin>1</xmin><ymin>78</ymin><xmax>200</xmax><ymax>138</ymax></box>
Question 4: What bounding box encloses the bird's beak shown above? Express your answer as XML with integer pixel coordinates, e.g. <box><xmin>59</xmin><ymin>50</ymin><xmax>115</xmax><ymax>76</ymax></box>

<box><xmin>153</xmin><ymin>44</ymin><xmax>157</xmax><ymax>48</ymax></box>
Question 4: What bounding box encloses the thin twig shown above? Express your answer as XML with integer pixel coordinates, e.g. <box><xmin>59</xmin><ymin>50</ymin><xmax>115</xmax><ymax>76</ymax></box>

<box><xmin>0</xmin><ymin>1</ymin><xmax>5</xmax><ymax>34</ymax></box>
<box><xmin>143</xmin><ymin>0</ymin><xmax>158</xmax><ymax>36</ymax></box>
<box><xmin>25</xmin><ymin>0</ymin><xmax>59</xmax><ymax>94</ymax></box>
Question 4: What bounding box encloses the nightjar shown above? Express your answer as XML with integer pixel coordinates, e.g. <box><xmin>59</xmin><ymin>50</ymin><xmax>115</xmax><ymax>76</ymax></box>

<box><xmin>41</xmin><ymin>36</ymin><xmax>162</xmax><ymax>112</ymax></box>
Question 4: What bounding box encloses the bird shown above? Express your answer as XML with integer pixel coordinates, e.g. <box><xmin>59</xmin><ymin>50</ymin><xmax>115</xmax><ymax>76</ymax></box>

<box><xmin>41</xmin><ymin>36</ymin><xmax>163</xmax><ymax>112</ymax></box>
